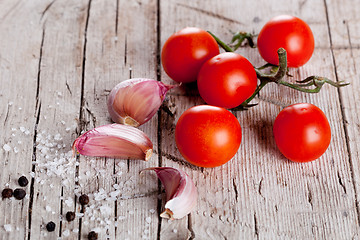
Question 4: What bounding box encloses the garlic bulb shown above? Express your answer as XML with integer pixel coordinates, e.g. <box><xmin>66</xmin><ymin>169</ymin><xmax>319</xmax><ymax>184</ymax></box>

<box><xmin>107</xmin><ymin>78</ymin><xmax>176</xmax><ymax>127</ymax></box>
<box><xmin>142</xmin><ymin>167</ymin><xmax>198</xmax><ymax>219</ymax></box>
<box><xmin>72</xmin><ymin>124</ymin><xmax>153</xmax><ymax>161</ymax></box>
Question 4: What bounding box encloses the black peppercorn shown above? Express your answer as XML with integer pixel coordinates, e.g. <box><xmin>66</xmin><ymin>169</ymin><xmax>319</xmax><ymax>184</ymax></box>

<box><xmin>2</xmin><ymin>188</ymin><xmax>13</xmax><ymax>199</ymax></box>
<box><xmin>18</xmin><ymin>176</ymin><xmax>29</xmax><ymax>187</ymax></box>
<box><xmin>66</xmin><ymin>211</ymin><xmax>76</xmax><ymax>222</ymax></box>
<box><xmin>13</xmin><ymin>188</ymin><xmax>26</xmax><ymax>200</ymax></box>
<box><xmin>46</xmin><ymin>221</ymin><xmax>56</xmax><ymax>232</ymax></box>
<box><xmin>88</xmin><ymin>231</ymin><xmax>98</xmax><ymax>240</ymax></box>
<box><xmin>79</xmin><ymin>194</ymin><xmax>89</xmax><ymax>205</ymax></box>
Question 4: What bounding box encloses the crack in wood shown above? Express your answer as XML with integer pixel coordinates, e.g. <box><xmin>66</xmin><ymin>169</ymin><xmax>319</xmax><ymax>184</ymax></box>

<box><xmin>3</xmin><ymin>103</ymin><xmax>10</xmax><ymax>125</ymax></box>
<box><xmin>258</xmin><ymin>177</ymin><xmax>265</xmax><ymax>199</ymax></box>
<box><xmin>307</xmin><ymin>182</ymin><xmax>313</xmax><ymax>210</ymax></box>
<box><xmin>115</xmin><ymin>0</ymin><xmax>119</xmax><ymax>35</ymax></box>
<box><xmin>65</xmin><ymin>81</ymin><xmax>72</xmax><ymax>95</ymax></box>
<box><xmin>35</xmin><ymin>29</ymin><xmax>45</xmax><ymax>111</ymax></box>
<box><xmin>323</xmin><ymin>0</ymin><xmax>360</xmax><ymax>228</ymax></box>
<box><xmin>58</xmin><ymin>187</ymin><xmax>64</xmax><ymax>237</ymax></box>
<box><xmin>27</xmin><ymin>102</ymin><xmax>41</xmax><ymax>240</ymax></box>
<box><xmin>156</xmin><ymin>1</ymin><xmax>163</xmax><ymax>239</ymax></box>
<box><xmin>76</xmin><ymin>1</ymin><xmax>92</xmax><ymax>239</ymax></box>
<box><xmin>338</xmin><ymin>171</ymin><xmax>347</xmax><ymax>194</ymax></box>
<box><xmin>254</xmin><ymin>213</ymin><xmax>259</xmax><ymax>239</ymax></box>
<box><xmin>124</xmin><ymin>35</ymin><xmax>127</xmax><ymax>65</ymax></box>
<box><xmin>176</xmin><ymin>3</ymin><xmax>244</xmax><ymax>25</ymax></box>
<box><xmin>160</xmin><ymin>151</ymin><xmax>202</xmax><ymax>171</ymax></box>
<box><xmin>85</xmin><ymin>107</ymin><xmax>97</xmax><ymax>128</ymax></box>
<box><xmin>188</xmin><ymin>213</ymin><xmax>196</xmax><ymax>240</ymax></box>
<box><xmin>41</xmin><ymin>0</ymin><xmax>57</xmax><ymax>20</ymax></box>
<box><xmin>232</xmin><ymin>178</ymin><xmax>238</xmax><ymax>202</ymax></box>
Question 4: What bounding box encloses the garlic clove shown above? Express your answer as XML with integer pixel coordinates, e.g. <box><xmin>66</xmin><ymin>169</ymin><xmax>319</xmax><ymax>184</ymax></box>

<box><xmin>107</xmin><ymin>78</ymin><xmax>177</xmax><ymax>127</ymax></box>
<box><xmin>72</xmin><ymin>123</ymin><xmax>153</xmax><ymax>161</ymax></box>
<box><xmin>142</xmin><ymin>167</ymin><xmax>198</xmax><ymax>220</ymax></box>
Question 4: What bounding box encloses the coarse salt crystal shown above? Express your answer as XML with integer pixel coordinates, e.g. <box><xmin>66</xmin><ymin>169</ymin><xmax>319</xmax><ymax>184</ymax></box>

<box><xmin>3</xmin><ymin>144</ymin><xmax>11</xmax><ymax>152</ymax></box>
<box><xmin>46</xmin><ymin>206</ymin><xmax>52</xmax><ymax>212</ymax></box>
<box><xmin>65</xmin><ymin>197</ymin><xmax>73</xmax><ymax>207</ymax></box>
<box><xmin>149</xmin><ymin>209</ymin><xmax>155</xmax><ymax>214</ymax></box>
<box><xmin>145</xmin><ymin>217</ymin><xmax>151</xmax><ymax>224</ymax></box>
<box><xmin>173</xmin><ymin>229</ymin><xmax>178</xmax><ymax>233</ymax></box>
<box><xmin>100</xmin><ymin>205</ymin><xmax>112</xmax><ymax>216</ymax></box>
<box><xmin>30</xmin><ymin>172</ymin><xmax>35</xmax><ymax>178</ymax></box>
<box><xmin>76</xmin><ymin>213</ymin><xmax>84</xmax><ymax>218</ymax></box>
<box><xmin>63</xmin><ymin>229</ymin><xmax>70</xmax><ymax>237</ymax></box>
<box><xmin>118</xmin><ymin>216</ymin><xmax>126</xmax><ymax>221</ymax></box>
<box><xmin>13</xmin><ymin>147</ymin><xmax>19</xmax><ymax>153</ymax></box>
<box><xmin>19</xmin><ymin>127</ymin><xmax>26</xmax><ymax>132</ymax></box>
<box><xmin>4</xmin><ymin>224</ymin><xmax>12</xmax><ymax>232</ymax></box>
<box><xmin>8</xmin><ymin>102</ymin><xmax>13</xmax><ymax>106</ymax></box>
<box><xmin>73</xmin><ymin>228</ymin><xmax>79</xmax><ymax>233</ymax></box>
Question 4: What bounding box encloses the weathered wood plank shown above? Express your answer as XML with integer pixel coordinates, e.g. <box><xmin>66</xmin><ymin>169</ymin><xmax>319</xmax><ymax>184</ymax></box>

<box><xmin>325</xmin><ymin>0</ymin><xmax>360</xmax><ymax>47</ymax></box>
<box><xmin>76</xmin><ymin>0</ymin><xmax>160</xmax><ymax>239</ymax></box>
<box><xmin>160</xmin><ymin>0</ymin><xmax>360</xmax><ymax>239</ymax></box>
<box><xmin>28</xmin><ymin>0</ymin><xmax>88</xmax><ymax>239</ymax></box>
<box><xmin>0</xmin><ymin>0</ymin><xmax>359</xmax><ymax>239</ymax></box>
<box><xmin>0</xmin><ymin>1</ymin><xmax>53</xmax><ymax>239</ymax></box>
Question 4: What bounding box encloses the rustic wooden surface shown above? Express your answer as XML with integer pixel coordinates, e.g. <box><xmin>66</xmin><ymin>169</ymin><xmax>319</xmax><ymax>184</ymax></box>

<box><xmin>0</xmin><ymin>0</ymin><xmax>359</xmax><ymax>239</ymax></box>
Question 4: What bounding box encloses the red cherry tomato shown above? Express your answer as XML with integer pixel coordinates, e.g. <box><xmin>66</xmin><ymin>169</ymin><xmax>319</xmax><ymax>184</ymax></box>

<box><xmin>257</xmin><ymin>15</ymin><xmax>314</xmax><ymax>68</ymax></box>
<box><xmin>273</xmin><ymin>103</ymin><xmax>331</xmax><ymax>162</ymax></box>
<box><xmin>197</xmin><ymin>52</ymin><xmax>257</xmax><ymax>109</ymax></box>
<box><xmin>161</xmin><ymin>27</ymin><xmax>220</xmax><ymax>83</ymax></box>
<box><xmin>175</xmin><ymin>105</ymin><xmax>242</xmax><ymax>168</ymax></box>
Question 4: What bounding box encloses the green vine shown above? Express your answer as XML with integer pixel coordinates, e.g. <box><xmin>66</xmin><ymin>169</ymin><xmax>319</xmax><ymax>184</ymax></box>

<box><xmin>207</xmin><ymin>31</ymin><xmax>349</xmax><ymax>110</ymax></box>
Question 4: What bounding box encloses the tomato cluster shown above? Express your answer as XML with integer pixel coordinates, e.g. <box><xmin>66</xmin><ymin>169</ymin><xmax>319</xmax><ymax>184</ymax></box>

<box><xmin>162</xmin><ymin>16</ymin><xmax>332</xmax><ymax>167</ymax></box>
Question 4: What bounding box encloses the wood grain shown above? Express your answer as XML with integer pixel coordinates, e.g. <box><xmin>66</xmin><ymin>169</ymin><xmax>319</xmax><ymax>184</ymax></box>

<box><xmin>0</xmin><ymin>0</ymin><xmax>359</xmax><ymax>239</ymax></box>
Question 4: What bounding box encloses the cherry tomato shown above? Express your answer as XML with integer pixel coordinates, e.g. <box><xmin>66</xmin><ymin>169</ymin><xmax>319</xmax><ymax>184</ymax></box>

<box><xmin>257</xmin><ymin>15</ymin><xmax>314</xmax><ymax>68</ymax></box>
<box><xmin>175</xmin><ymin>105</ymin><xmax>242</xmax><ymax>168</ymax></box>
<box><xmin>197</xmin><ymin>52</ymin><xmax>257</xmax><ymax>109</ymax></box>
<box><xmin>273</xmin><ymin>103</ymin><xmax>331</xmax><ymax>162</ymax></box>
<box><xmin>161</xmin><ymin>27</ymin><xmax>219</xmax><ymax>83</ymax></box>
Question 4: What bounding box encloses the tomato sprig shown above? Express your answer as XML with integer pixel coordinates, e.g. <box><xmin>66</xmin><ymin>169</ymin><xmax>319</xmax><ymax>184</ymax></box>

<box><xmin>208</xmin><ymin>31</ymin><xmax>349</xmax><ymax>110</ymax></box>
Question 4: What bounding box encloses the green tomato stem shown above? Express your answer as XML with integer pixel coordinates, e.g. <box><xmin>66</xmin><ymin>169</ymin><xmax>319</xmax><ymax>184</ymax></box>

<box><xmin>208</xmin><ymin>31</ymin><xmax>350</xmax><ymax>110</ymax></box>
<box><xmin>207</xmin><ymin>31</ymin><xmax>234</xmax><ymax>52</ymax></box>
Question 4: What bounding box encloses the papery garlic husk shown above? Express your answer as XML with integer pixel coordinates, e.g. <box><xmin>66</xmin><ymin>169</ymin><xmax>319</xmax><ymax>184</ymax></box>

<box><xmin>142</xmin><ymin>167</ymin><xmax>198</xmax><ymax>220</ymax></box>
<box><xmin>72</xmin><ymin>123</ymin><xmax>153</xmax><ymax>161</ymax></box>
<box><xmin>107</xmin><ymin>78</ymin><xmax>176</xmax><ymax>127</ymax></box>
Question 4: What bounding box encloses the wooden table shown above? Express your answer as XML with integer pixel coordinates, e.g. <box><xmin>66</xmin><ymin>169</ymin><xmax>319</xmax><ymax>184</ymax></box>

<box><xmin>1</xmin><ymin>0</ymin><xmax>359</xmax><ymax>239</ymax></box>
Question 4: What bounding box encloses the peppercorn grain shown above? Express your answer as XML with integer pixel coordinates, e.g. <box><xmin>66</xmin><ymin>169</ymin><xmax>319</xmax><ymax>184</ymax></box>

<box><xmin>88</xmin><ymin>231</ymin><xmax>98</xmax><ymax>240</ymax></box>
<box><xmin>18</xmin><ymin>176</ymin><xmax>29</xmax><ymax>187</ymax></box>
<box><xmin>79</xmin><ymin>194</ymin><xmax>89</xmax><ymax>205</ymax></box>
<box><xmin>46</xmin><ymin>221</ymin><xmax>56</xmax><ymax>232</ymax></box>
<box><xmin>2</xmin><ymin>188</ymin><xmax>13</xmax><ymax>199</ymax></box>
<box><xmin>66</xmin><ymin>211</ymin><xmax>76</xmax><ymax>222</ymax></box>
<box><xmin>13</xmin><ymin>188</ymin><xmax>26</xmax><ymax>200</ymax></box>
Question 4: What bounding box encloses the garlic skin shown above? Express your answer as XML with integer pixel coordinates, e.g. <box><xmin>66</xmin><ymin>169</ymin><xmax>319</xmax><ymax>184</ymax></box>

<box><xmin>72</xmin><ymin>124</ymin><xmax>153</xmax><ymax>161</ymax></box>
<box><xmin>142</xmin><ymin>167</ymin><xmax>198</xmax><ymax>220</ymax></box>
<box><xmin>107</xmin><ymin>78</ymin><xmax>176</xmax><ymax>127</ymax></box>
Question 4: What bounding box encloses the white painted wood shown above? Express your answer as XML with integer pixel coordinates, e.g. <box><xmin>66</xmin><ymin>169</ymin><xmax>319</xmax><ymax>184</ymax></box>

<box><xmin>77</xmin><ymin>0</ymin><xmax>160</xmax><ymax>239</ymax></box>
<box><xmin>27</xmin><ymin>1</ymin><xmax>89</xmax><ymax>239</ymax></box>
<box><xmin>0</xmin><ymin>0</ymin><xmax>359</xmax><ymax>239</ymax></box>
<box><xmin>0</xmin><ymin>1</ymin><xmax>53</xmax><ymax>239</ymax></box>
<box><xmin>160</xmin><ymin>0</ymin><xmax>360</xmax><ymax>239</ymax></box>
